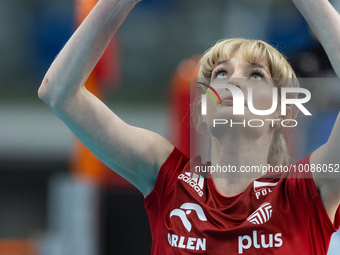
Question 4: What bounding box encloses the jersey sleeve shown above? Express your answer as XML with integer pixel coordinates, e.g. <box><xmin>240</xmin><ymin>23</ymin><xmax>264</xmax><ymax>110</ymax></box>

<box><xmin>286</xmin><ymin>153</ymin><xmax>318</xmax><ymax>202</ymax></box>
<box><xmin>286</xmin><ymin>153</ymin><xmax>340</xmax><ymax>237</ymax></box>
<box><xmin>144</xmin><ymin>147</ymin><xmax>189</xmax><ymax>208</ymax></box>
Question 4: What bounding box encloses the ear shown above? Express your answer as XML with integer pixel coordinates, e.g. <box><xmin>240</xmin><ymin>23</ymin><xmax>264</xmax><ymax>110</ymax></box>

<box><xmin>279</xmin><ymin>106</ymin><xmax>292</xmax><ymax>121</ymax></box>
<box><xmin>271</xmin><ymin>106</ymin><xmax>292</xmax><ymax>130</ymax></box>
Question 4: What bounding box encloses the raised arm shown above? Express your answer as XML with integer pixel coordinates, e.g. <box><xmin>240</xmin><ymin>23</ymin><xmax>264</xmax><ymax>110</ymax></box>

<box><xmin>38</xmin><ymin>0</ymin><xmax>174</xmax><ymax>197</ymax></box>
<box><xmin>292</xmin><ymin>0</ymin><xmax>340</xmax><ymax>222</ymax></box>
<box><xmin>292</xmin><ymin>0</ymin><xmax>340</xmax><ymax>78</ymax></box>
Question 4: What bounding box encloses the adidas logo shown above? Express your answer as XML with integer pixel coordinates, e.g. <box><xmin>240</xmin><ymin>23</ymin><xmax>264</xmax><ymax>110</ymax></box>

<box><xmin>247</xmin><ymin>202</ymin><xmax>273</xmax><ymax>225</ymax></box>
<box><xmin>178</xmin><ymin>172</ymin><xmax>204</xmax><ymax>197</ymax></box>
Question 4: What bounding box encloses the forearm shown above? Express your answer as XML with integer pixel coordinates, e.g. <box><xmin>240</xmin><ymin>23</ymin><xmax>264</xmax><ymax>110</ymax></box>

<box><xmin>38</xmin><ymin>0</ymin><xmax>140</xmax><ymax>106</ymax></box>
<box><xmin>292</xmin><ymin>0</ymin><xmax>340</xmax><ymax>77</ymax></box>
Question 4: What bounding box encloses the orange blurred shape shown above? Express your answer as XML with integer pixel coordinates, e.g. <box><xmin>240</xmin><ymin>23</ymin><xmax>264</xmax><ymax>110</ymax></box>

<box><xmin>75</xmin><ymin>0</ymin><xmax>120</xmax><ymax>88</ymax></box>
<box><xmin>168</xmin><ymin>56</ymin><xmax>200</xmax><ymax>157</ymax></box>
<box><xmin>0</xmin><ymin>239</ymin><xmax>37</xmax><ymax>255</ymax></box>
<box><xmin>70</xmin><ymin>0</ymin><xmax>132</xmax><ymax>189</ymax></box>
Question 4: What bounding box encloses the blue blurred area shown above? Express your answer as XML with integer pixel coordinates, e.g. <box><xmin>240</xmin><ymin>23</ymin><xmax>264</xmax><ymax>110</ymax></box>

<box><xmin>137</xmin><ymin>0</ymin><xmax>177</xmax><ymax>9</ymax></box>
<box><xmin>267</xmin><ymin>8</ymin><xmax>319</xmax><ymax>57</ymax></box>
<box><xmin>32</xmin><ymin>3</ymin><xmax>74</xmax><ymax>75</ymax></box>
<box><xmin>307</xmin><ymin>110</ymin><xmax>339</xmax><ymax>154</ymax></box>
<box><xmin>1</xmin><ymin>0</ymin><xmax>333</xmax><ymax>96</ymax></box>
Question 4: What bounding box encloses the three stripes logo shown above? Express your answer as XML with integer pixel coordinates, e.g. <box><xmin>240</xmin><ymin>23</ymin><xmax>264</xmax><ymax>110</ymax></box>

<box><xmin>178</xmin><ymin>172</ymin><xmax>204</xmax><ymax>197</ymax></box>
<box><xmin>246</xmin><ymin>202</ymin><xmax>273</xmax><ymax>225</ymax></box>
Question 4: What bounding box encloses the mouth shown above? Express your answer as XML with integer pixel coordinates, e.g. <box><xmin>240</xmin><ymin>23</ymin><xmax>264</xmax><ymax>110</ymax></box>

<box><xmin>222</xmin><ymin>96</ymin><xmax>233</xmax><ymax>106</ymax></box>
<box><xmin>221</xmin><ymin>96</ymin><xmax>247</xmax><ymax>106</ymax></box>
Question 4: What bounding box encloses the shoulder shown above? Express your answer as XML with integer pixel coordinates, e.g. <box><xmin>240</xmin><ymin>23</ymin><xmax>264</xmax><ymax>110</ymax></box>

<box><xmin>280</xmin><ymin>150</ymin><xmax>340</xmax><ymax>228</ymax></box>
<box><xmin>144</xmin><ymin>147</ymin><xmax>189</xmax><ymax>203</ymax></box>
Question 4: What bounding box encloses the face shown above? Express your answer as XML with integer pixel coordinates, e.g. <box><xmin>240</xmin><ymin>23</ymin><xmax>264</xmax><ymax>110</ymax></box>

<box><xmin>204</xmin><ymin>50</ymin><xmax>280</xmax><ymax>136</ymax></box>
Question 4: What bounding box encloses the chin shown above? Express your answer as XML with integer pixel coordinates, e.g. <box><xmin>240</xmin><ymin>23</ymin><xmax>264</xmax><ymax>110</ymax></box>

<box><xmin>207</xmin><ymin>116</ymin><xmax>271</xmax><ymax>139</ymax></box>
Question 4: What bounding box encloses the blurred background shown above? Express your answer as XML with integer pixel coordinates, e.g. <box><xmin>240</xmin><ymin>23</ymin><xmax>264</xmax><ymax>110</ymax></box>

<box><xmin>1</xmin><ymin>0</ymin><xmax>340</xmax><ymax>254</ymax></box>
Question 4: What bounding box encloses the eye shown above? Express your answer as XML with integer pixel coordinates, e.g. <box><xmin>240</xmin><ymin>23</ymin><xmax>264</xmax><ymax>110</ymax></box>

<box><xmin>250</xmin><ymin>70</ymin><xmax>265</xmax><ymax>81</ymax></box>
<box><xmin>217</xmin><ymin>71</ymin><xmax>228</xmax><ymax>78</ymax></box>
<box><xmin>212</xmin><ymin>67</ymin><xmax>229</xmax><ymax>78</ymax></box>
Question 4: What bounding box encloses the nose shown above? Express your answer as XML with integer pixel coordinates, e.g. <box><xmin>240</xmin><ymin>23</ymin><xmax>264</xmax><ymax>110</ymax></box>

<box><xmin>230</xmin><ymin>68</ymin><xmax>244</xmax><ymax>79</ymax></box>
<box><xmin>227</xmin><ymin>77</ymin><xmax>242</xmax><ymax>90</ymax></box>
<box><xmin>227</xmin><ymin>68</ymin><xmax>244</xmax><ymax>88</ymax></box>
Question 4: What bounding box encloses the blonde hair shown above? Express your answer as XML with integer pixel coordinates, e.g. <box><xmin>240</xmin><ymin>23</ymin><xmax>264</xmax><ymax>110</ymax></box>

<box><xmin>193</xmin><ymin>38</ymin><xmax>299</xmax><ymax>166</ymax></box>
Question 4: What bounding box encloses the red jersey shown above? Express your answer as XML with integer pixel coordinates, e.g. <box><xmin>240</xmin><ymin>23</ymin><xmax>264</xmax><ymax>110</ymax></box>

<box><xmin>144</xmin><ymin>147</ymin><xmax>340</xmax><ymax>254</ymax></box>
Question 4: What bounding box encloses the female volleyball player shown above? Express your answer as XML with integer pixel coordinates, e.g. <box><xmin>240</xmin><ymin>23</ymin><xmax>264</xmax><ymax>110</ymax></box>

<box><xmin>38</xmin><ymin>0</ymin><xmax>340</xmax><ymax>254</ymax></box>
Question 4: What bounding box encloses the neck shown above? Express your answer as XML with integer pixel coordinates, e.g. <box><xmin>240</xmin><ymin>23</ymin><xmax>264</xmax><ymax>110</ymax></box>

<box><xmin>209</xmin><ymin>133</ymin><xmax>272</xmax><ymax>197</ymax></box>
